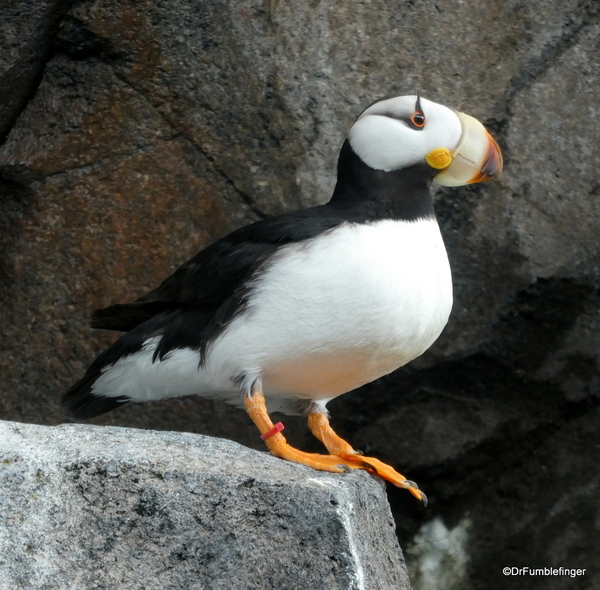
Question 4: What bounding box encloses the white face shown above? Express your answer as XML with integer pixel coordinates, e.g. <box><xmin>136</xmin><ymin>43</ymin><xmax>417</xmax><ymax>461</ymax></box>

<box><xmin>348</xmin><ymin>95</ymin><xmax>463</xmax><ymax>172</ymax></box>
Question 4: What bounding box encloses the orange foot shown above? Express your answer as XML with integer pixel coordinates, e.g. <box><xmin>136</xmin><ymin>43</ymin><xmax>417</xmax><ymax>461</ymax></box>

<box><xmin>244</xmin><ymin>391</ymin><xmax>426</xmax><ymax>505</ymax></box>
<box><xmin>308</xmin><ymin>412</ymin><xmax>426</xmax><ymax>504</ymax></box>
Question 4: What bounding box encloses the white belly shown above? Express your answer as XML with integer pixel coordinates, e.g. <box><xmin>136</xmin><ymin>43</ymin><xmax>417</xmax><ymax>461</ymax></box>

<box><xmin>206</xmin><ymin>218</ymin><xmax>453</xmax><ymax>399</ymax></box>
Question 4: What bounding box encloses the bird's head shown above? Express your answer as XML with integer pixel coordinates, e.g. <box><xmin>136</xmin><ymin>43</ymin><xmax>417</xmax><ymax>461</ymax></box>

<box><xmin>347</xmin><ymin>94</ymin><xmax>503</xmax><ymax>186</ymax></box>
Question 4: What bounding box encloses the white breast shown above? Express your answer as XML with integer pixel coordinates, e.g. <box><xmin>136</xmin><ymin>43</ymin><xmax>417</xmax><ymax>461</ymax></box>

<box><xmin>206</xmin><ymin>218</ymin><xmax>453</xmax><ymax>400</ymax></box>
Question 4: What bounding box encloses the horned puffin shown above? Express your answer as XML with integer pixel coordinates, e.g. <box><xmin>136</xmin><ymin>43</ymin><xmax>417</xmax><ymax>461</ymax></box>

<box><xmin>63</xmin><ymin>94</ymin><xmax>502</xmax><ymax>503</ymax></box>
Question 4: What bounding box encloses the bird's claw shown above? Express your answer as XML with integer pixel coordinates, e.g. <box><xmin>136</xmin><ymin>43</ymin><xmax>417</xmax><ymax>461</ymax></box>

<box><xmin>358</xmin><ymin>460</ymin><xmax>379</xmax><ymax>474</ymax></box>
<box><xmin>403</xmin><ymin>479</ymin><xmax>419</xmax><ymax>490</ymax></box>
<box><xmin>338</xmin><ymin>452</ymin><xmax>426</xmax><ymax>503</ymax></box>
<box><xmin>400</xmin><ymin>480</ymin><xmax>427</xmax><ymax>505</ymax></box>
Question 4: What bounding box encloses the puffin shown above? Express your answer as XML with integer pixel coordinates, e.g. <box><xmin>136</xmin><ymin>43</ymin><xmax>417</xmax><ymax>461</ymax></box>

<box><xmin>63</xmin><ymin>94</ymin><xmax>502</xmax><ymax>503</ymax></box>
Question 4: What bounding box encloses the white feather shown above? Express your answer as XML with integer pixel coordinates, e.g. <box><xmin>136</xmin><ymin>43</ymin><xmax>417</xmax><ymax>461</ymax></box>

<box><xmin>348</xmin><ymin>96</ymin><xmax>462</xmax><ymax>172</ymax></box>
<box><xmin>93</xmin><ymin>219</ymin><xmax>452</xmax><ymax>411</ymax></box>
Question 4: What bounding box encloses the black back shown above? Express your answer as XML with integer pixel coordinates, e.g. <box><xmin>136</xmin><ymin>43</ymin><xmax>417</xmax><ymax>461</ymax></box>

<box><xmin>63</xmin><ymin>141</ymin><xmax>437</xmax><ymax>417</ymax></box>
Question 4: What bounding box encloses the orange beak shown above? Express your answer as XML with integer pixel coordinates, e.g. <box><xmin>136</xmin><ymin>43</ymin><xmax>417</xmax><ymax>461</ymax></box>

<box><xmin>433</xmin><ymin>112</ymin><xmax>503</xmax><ymax>187</ymax></box>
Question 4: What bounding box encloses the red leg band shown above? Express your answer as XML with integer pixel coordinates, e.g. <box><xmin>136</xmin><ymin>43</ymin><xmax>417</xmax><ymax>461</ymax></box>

<box><xmin>260</xmin><ymin>422</ymin><xmax>285</xmax><ymax>440</ymax></box>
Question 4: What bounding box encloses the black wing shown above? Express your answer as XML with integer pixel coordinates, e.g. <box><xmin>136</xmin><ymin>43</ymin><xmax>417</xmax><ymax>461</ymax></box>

<box><xmin>91</xmin><ymin>205</ymin><xmax>346</xmax><ymax>332</ymax></box>
<box><xmin>65</xmin><ymin>205</ymin><xmax>347</xmax><ymax>419</ymax></box>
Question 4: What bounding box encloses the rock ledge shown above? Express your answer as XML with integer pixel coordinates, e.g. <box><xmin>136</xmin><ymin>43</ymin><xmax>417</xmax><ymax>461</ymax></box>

<box><xmin>0</xmin><ymin>421</ymin><xmax>410</xmax><ymax>590</ymax></box>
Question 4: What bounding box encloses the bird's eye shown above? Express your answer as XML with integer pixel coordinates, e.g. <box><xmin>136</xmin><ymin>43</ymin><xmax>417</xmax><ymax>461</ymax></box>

<box><xmin>410</xmin><ymin>111</ymin><xmax>426</xmax><ymax>128</ymax></box>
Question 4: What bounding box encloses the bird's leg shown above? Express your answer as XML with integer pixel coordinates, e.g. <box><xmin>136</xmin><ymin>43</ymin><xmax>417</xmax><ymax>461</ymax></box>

<box><xmin>307</xmin><ymin>412</ymin><xmax>427</xmax><ymax>503</ymax></box>
<box><xmin>244</xmin><ymin>390</ymin><xmax>374</xmax><ymax>474</ymax></box>
<box><xmin>307</xmin><ymin>412</ymin><xmax>357</xmax><ymax>456</ymax></box>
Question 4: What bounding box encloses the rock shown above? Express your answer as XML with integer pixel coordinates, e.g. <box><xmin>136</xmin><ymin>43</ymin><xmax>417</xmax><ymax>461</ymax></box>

<box><xmin>1</xmin><ymin>2</ymin><xmax>599</xmax><ymax>589</ymax></box>
<box><xmin>0</xmin><ymin>420</ymin><xmax>411</xmax><ymax>590</ymax></box>
<box><xmin>0</xmin><ymin>0</ymin><xmax>72</xmax><ymax>141</ymax></box>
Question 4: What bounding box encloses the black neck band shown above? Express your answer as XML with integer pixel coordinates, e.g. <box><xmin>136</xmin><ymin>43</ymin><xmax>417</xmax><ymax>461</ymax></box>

<box><xmin>328</xmin><ymin>140</ymin><xmax>436</xmax><ymax>222</ymax></box>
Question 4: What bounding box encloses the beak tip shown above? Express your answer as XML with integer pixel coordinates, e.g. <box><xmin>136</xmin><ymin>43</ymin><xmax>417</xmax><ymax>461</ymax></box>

<box><xmin>432</xmin><ymin>112</ymin><xmax>503</xmax><ymax>187</ymax></box>
<box><xmin>468</xmin><ymin>133</ymin><xmax>503</xmax><ymax>184</ymax></box>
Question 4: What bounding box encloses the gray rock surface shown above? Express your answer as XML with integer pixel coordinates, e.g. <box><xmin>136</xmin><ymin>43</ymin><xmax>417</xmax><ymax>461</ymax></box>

<box><xmin>0</xmin><ymin>420</ymin><xmax>410</xmax><ymax>590</ymax></box>
<box><xmin>0</xmin><ymin>0</ymin><xmax>72</xmax><ymax>141</ymax></box>
<box><xmin>1</xmin><ymin>2</ymin><xmax>599</xmax><ymax>589</ymax></box>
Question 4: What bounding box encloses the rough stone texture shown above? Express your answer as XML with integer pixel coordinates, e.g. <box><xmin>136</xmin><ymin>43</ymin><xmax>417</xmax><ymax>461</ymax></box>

<box><xmin>0</xmin><ymin>0</ymin><xmax>73</xmax><ymax>141</ymax></box>
<box><xmin>1</xmin><ymin>2</ymin><xmax>599</xmax><ymax>589</ymax></box>
<box><xmin>0</xmin><ymin>420</ymin><xmax>410</xmax><ymax>590</ymax></box>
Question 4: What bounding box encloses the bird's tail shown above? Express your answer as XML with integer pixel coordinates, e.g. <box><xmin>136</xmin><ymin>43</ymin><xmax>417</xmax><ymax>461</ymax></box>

<box><xmin>62</xmin><ymin>311</ymin><xmax>171</xmax><ymax>418</ymax></box>
<box><xmin>62</xmin><ymin>372</ymin><xmax>130</xmax><ymax>418</ymax></box>
<box><xmin>63</xmin><ymin>307</ymin><xmax>214</xmax><ymax>419</ymax></box>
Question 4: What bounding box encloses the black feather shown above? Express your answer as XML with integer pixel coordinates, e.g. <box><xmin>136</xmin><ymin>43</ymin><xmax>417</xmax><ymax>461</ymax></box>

<box><xmin>66</xmin><ymin>142</ymin><xmax>437</xmax><ymax>418</ymax></box>
<box><xmin>91</xmin><ymin>206</ymin><xmax>348</xmax><ymax>334</ymax></box>
<box><xmin>91</xmin><ymin>301</ymin><xmax>180</xmax><ymax>332</ymax></box>
<box><xmin>63</xmin><ymin>373</ymin><xmax>129</xmax><ymax>418</ymax></box>
<box><xmin>63</xmin><ymin>309</ymin><xmax>183</xmax><ymax>417</ymax></box>
<box><xmin>64</xmin><ymin>305</ymin><xmax>236</xmax><ymax>417</ymax></box>
<box><xmin>90</xmin><ymin>149</ymin><xmax>435</xmax><ymax>337</ymax></box>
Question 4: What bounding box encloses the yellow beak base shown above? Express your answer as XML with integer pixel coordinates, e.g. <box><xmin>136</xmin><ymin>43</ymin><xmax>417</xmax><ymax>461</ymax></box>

<box><xmin>426</xmin><ymin>147</ymin><xmax>453</xmax><ymax>170</ymax></box>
